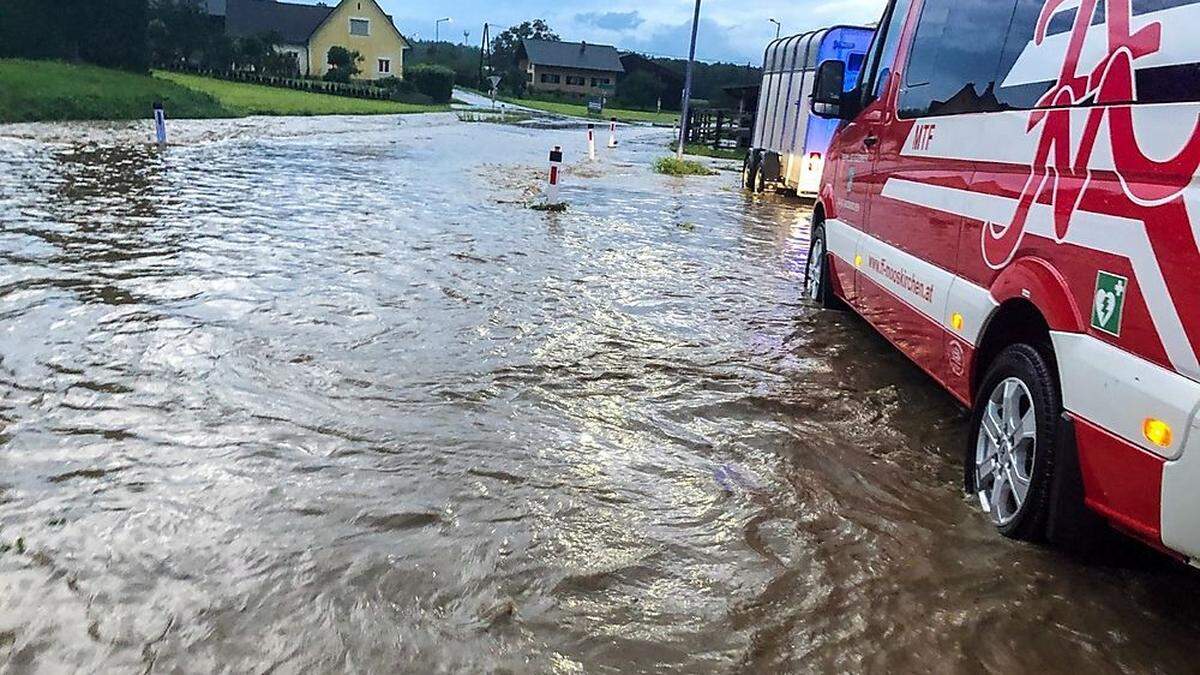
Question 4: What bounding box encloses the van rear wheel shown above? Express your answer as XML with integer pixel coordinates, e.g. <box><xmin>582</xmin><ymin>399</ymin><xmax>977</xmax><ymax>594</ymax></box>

<box><xmin>967</xmin><ymin>344</ymin><xmax>1062</xmax><ymax>542</ymax></box>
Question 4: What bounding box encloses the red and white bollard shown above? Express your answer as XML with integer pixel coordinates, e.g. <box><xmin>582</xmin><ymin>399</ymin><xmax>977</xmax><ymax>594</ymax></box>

<box><xmin>546</xmin><ymin>145</ymin><xmax>563</xmax><ymax>204</ymax></box>
<box><xmin>608</xmin><ymin>117</ymin><xmax>618</xmax><ymax>148</ymax></box>
<box><xmin>587</xmin><ymin>124</ymin><xmax>596</xmax><ymax>161</ymax></box>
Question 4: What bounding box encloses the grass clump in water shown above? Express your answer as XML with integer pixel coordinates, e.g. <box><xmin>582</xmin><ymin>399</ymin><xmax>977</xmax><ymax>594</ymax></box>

<box><xmin>653</xmin><ymin>156</ymin><xmax>717</xmax><ymax>177</ymax></box>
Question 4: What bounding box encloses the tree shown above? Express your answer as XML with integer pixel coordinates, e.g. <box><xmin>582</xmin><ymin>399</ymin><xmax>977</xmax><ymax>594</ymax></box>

<box><xmin>235</xmin><ymin>33</ymin><xmax>277</xmax><ymax>71</ymax></box>
<box><xmin>490</xmin><ymin>19</ymin><xmax>559</xmax><ymax>65</ymax></box>
<box><xmin>148</xmin><ymin>0</ymin><xmax>229</xmax><ymax>69</ymax></box>
<box><xmin>407</xmin><ymin>40</ymin><xmax>482</xmax><ymax>88</ymax></box>
<box><xmin>488</xmin><ymin>20</ymin><xmax>558</xmax><ymax>95</ymax></box>
<box><xmin>325</xmin><ymin>46</ymin><xmax>362</xmax><ymax>82</ymax></box>
<box><xmin>0</xmin><ymin>0</ymin><xmax>149</xmax><ymax>72</ymax></box>
<box><xmin>615</xmin><ymin>70</ymin><xmax>669</xmax><ymax>111</ymax></box>
<box><xmin>263</xmin><ymin>51</ymin><xmax>300</xmax><ymax>78</ymax></box>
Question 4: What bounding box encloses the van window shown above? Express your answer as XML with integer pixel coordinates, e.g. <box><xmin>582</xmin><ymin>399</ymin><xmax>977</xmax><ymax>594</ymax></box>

<box><xmin>860</xmin><ymin>0</ymin><xmax>915</xmax><ymax>103</ymax></box>
<box><xmin>996</xmin><ymin>0</ymin><xmax>1200</xmax><ymax>109</ymax></box>
<box><xmin>899</xmin><ymin>0</ymin><xmax>1016</xmax><ymax>118</ymax></box>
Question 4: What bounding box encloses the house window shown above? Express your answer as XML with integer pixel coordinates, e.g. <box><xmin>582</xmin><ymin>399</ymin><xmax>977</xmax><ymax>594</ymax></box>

<box><xmin>566</xmin><ymin>75</ymin><xmax>586</xmax><ymax>86</ymax></box>
<box><xmin>590</xmin><ymin>77</ymin><xmax>610</xmax><ymax>87</ymax></box>
<box><xmin>378</xmin><ymin>58</ymin><xmax>391</xmax><ymax>74</ymax></box>
<box><xmin>350</xmin><ymin>18</ymin><xmax>370</xmax><ymax>36</ymax></box>
<box><xmin>540</xmin><ymin>73</ymin><xmax>561</xmax><ymax>84</ymax></box>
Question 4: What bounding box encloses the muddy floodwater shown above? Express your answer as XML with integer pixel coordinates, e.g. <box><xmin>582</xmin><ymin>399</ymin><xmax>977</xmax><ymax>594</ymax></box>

<box><xmin>1</xmin><ymin>114</ymin><xmax>1199</xmax><ymax>673</ymax></box>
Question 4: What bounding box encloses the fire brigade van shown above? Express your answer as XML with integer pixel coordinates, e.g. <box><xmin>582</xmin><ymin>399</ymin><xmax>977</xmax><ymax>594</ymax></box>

<box><xmin>806</xmin><ymin>0</ymin><xmax>1200</xmax><ymax>563</ymax></box>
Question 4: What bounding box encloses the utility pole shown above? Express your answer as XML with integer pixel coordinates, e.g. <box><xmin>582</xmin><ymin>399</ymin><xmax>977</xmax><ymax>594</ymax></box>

<box><xmin>676</xmin><ymin>0</ymin><xmax>702</xmax><ymax>159</ymax></box>
<box><xmin>436</xmin><ymin>17</ymin><xmax>451</xmax><ymax>43</ymax></box>
<box><xmin>769</xmin><ymin>19</ymin><xmax>781</xmax><ymax>40</ymax></box>
<box><xmin>479</xmin><ymin>23</ymin><xmax>492</xmax><ymax>88</ymax></box>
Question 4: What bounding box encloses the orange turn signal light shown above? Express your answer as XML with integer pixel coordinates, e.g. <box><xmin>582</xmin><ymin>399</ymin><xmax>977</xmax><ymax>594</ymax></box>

<box><xmin>951</xmin><ymin>313</ymin><xmax>965</xmax><ymax>332</ymax></box>
<box><xmin>1143</xmin><ymin>418</ymin><xmax>1173</xmax><ymax>449</ymax></box>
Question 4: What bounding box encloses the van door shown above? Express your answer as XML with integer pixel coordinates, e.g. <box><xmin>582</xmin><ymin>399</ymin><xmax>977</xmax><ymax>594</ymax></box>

<box><xmin>838</xmin><ymin>0</ymin><xmax>916</xmax><ymax>319</ymax></box>
<box><xmin>862</xmin><ymin>0</ymin><xmax>1020</xmax><ymax>387</ymax></box>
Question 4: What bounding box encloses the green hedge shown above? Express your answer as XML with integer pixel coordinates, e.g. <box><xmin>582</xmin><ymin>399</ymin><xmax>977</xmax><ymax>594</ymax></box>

<box><xmin>406</xmin><ymin>64</ymin><xmax>454</xmax><ymax>104</ymax></box>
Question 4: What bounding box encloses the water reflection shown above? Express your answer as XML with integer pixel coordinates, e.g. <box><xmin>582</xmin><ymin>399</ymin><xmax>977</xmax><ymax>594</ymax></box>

<box><xmin>0</xmin><ymin>115</ymin><xmax>1197</xmax><ymax>673</ymax></box>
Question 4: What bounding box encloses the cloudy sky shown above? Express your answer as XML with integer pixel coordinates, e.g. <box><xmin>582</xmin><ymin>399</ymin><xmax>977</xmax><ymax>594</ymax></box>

<box><xmin>373</xmin><ymin>0</ymin><xmax>887</xmax><ymax>64</ymax></box>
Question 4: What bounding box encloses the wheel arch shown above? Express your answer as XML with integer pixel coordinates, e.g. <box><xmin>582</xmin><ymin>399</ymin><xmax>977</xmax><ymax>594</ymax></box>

<box><xmin>972</xmin><ymin>257</ymin><xmax>1084</xmax><ymax>401</ymax></box>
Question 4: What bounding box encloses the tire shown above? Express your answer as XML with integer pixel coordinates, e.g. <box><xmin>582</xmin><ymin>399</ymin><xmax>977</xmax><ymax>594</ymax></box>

<box><xmin>804</xmin><ymin>223</ymin><xmax>839</xmax><ymax>309</ymax></box>
<box><xmin>965</xmin><ymin>343</ymin><xmax>1063</xmax><ymax>542</ymax></box>
<box><xmin>755</xmin><ymin>164</ymin><xmax>768</xmax><ymax>193</ymax></box>
<box><xmin>745</xmin><ymin>152</ymin><xmax>762</xmax><ymax>192</ymax></box>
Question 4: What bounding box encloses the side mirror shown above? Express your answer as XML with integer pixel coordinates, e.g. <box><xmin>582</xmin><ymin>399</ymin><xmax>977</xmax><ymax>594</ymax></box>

<box><xmin>811</xmin><ymin>60</ymin><xmax>847</xmax><ymax>119</ymax></box>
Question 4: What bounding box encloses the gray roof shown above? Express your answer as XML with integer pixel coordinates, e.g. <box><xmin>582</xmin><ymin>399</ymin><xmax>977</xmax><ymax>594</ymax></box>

<box><xmin>223</xmin><ymin>0</ymin><xmax>334</xmax><ymax>44</ymax></box>
<box><xmin>520</xmin><ymin>39</ymin><xmax>625</xmax><ymax>73</ymax></box>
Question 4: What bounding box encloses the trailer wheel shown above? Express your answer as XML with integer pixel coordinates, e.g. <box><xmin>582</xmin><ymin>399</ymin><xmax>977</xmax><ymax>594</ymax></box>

<box><xmin>745</xmin><ymin>152</ymin><xmax>762</xmax><ymax>192</ymax></box>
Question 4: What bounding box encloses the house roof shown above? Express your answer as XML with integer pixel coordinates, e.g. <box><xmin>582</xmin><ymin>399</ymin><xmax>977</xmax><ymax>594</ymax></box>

<box><xmin>306</xmin><ymin>0</ymin><xmax>410</xmax><ymax>49</ymax></box>
<box><xmin>519</xmin><ymin>39</ymin><xmax>625</xmax><ymax>73</ymax></box>
<box><xmin>223</xmin><ymin>0</ymin><xmax>333</xmax><ymax>44</ymax></box>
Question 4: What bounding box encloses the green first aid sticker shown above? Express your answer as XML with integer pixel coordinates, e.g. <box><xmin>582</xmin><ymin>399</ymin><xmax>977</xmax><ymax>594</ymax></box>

<box><xmin>1092</xmin><ymin>271</ymin><xmax>1128</xmax><ymax>337</ymax></box>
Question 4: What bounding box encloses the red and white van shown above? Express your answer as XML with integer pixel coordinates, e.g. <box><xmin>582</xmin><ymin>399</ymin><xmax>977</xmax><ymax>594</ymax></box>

<box><xmin>806</xmin><ymin>0</ymin><xmax>1200</xmax><ymax>563</ymax></box>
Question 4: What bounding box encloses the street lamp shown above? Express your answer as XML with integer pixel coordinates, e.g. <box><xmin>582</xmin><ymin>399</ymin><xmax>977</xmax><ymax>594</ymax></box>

<box><xmin>436</xmin><ymin>17</ymin><xmax>452</xmax><ymax>42</ymax></box>
<box><xmin>769</xmin><ymin>18</ymin><xmax>781</xmax><ymax>39</ymax></box>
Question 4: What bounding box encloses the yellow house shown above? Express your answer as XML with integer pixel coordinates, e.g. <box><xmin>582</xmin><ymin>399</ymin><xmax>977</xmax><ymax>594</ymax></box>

<box><xmin>214</xmin><ymin>0</ymin><xmax>411</xmax><ymax>81</ymax></box>
<box><xmin>307</xmin><ymin>0</ymin><xmax>410</xmax><ymax>80</ymax></box>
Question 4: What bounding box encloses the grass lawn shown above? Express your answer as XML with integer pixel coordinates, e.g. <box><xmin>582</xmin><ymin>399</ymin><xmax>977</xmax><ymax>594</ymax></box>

<box><xmin>156</xmin><ymin>71</ymin><xmax>446</xmax><ymax>117</ymax></box>
<box><xmin>501</xmin><ymin>97</ymin><xmax>678</xmax><ymax>125</ymax></box>
<box><xmin>0</xmin><ymin>59</ymin><xmax>231</xmax><ymax>123</ymax></box>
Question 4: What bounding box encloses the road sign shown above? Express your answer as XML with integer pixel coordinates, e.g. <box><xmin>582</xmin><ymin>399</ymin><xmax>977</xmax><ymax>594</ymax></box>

<box><xmin>487</xmin><ymin>75</ymin><xmax>502</xmax><ymax>109</ymax></box>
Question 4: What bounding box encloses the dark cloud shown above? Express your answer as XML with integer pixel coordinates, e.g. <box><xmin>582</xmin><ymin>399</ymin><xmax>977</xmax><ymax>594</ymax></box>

<box><xmin>626</xmin><ymin>18</ymin><xmax>755</xmax><ymax>64</ymax></box>
<box><xmin>574</xmin><ymin>11</ymin><xmax>644</xmax><ymax>31</ymax></box>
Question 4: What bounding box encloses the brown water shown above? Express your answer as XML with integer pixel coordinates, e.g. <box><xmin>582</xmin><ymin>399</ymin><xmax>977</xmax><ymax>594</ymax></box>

<box><xmin>0</xmin><ymin>114</ymin><xmax>1198</xmax><ymax>674</ymax></box>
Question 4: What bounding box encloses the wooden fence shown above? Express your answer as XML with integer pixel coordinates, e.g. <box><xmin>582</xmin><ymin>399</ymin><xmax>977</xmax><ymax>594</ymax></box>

<box><xmin>685</xmin><ymin>109</ymin><xmax>754</xmax><ymax>150</ymax></box>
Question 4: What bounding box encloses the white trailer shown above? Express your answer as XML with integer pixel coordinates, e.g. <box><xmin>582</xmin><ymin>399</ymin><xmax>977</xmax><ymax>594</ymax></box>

<box><xmin>743</xmin><ymin>25</ymin><xmax>873</xmax><ymax>196</ymax></box>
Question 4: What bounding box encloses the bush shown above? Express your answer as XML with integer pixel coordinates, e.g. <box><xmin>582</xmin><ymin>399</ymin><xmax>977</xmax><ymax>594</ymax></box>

<box><xmin>406</xmin><ymin>64</ymin><xmax>454</xmax><ymax>103</ymax></box>
<box><xmin>325</xmin><ymin>45</ymin><xmax>361</xmax><ymax>83</ymax></box>
<box><xmin>376</xmin><ymin>76</ymin><xmax>414</xmax><ymax>94</ymax></box>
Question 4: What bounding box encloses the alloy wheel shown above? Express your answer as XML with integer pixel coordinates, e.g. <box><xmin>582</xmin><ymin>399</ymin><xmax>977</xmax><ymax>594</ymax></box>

<box><xmin>805</xmin><ymin>237</ymin><xmax>825</xmax><ymax>302</ymax></box>
<box><xmin>975</xmin><ymin>377</ymin><xmax>1037</xmax><ymax>526</ymax></box>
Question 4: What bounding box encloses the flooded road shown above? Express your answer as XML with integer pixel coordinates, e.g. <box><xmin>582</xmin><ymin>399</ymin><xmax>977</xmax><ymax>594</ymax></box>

<box><xmin>1</xmin><ymin>114</ymin><xmax>1198</xmax><ymax>673</ymax></box>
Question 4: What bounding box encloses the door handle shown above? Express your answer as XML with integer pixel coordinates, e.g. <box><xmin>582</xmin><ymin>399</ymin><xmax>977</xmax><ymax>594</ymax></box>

<box><xmin>863</xmin><ymin>136</ymin><xmax>879</xmax><ymax>148</ymax></box>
